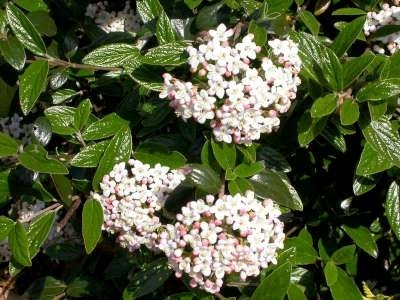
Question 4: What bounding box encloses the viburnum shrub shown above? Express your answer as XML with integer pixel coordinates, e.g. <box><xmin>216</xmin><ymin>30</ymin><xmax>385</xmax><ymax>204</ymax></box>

<box><xmin>1</xmin><ymin>0</ymin><xmax>400</xmax><ymax>299</ymax></box>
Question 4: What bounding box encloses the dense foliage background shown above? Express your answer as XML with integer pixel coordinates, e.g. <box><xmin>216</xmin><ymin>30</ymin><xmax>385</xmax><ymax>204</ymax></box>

<box><xmin>0</xmin><ymin>0</ymin><xmax>400</xmax><ymax>299</ymax></box>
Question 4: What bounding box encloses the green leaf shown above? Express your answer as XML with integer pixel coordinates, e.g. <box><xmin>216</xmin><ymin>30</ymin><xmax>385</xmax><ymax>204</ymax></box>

<box><xmin>32</xmin><ymin>116</ymin><xmax>52</xmax><ymax>146</ymax></box>
<box><xmin>331</xmin><ymin>245</ymin><xmax>356</xmax><ymax>265</ymax></box>
<box><xmin>343</xmin><ymin>53</ymin><xmax>375</xmax><ymax>88</ymax></box>
<box><xmin>332</xmin><ymin>8</ymin><xmax>366</xmax><ymax>15</ymax></box>
<box><xmin>27</xmin><ymin>11</ymin><xmax>56</xmax><ymax>37</ymax></box>
<box><xmin>211</xmin><ymin>138</ymin><xmax>236</xmax><ymax>170</ymax></box>
<box><xmin>386</xmin><ymin>181</ymin><xmax>400</xmax><ymax>241</ymax></box>
<box><xmin>9</xmin><ymin>221</ymin><xmax>31</xmax><ymax>266</ymax></box>
<box><xmin>24</xmin><ymin>276</ymin><xmax>66</xmax><ymax>300</ymax></box>
<box><xmin>82</xmin><ymin>198</ymin><xmax>103</xmax><ymax>254</ymax></box>
<box><xmin>0</xmin><ymin>170</ymin><xmax>11</xmax><ymax>206</ymax></box>
<box><xmin>0</xmin><ymin>216</ymin><xmax>15</xmax><ymax>241</ymax></box>
<box><xmin>285</xmin><ymin>228</ymin><xmax>318</xmax><ymax>265</ymax></box>
<box><xmin>357</xmin><ymin>78</ymin><xmax>400</xmax><ymax>101</ymax></box>
<box><xmin>251</xmin><ymin>262</ymin><xmax>292</xmax><ymax>300</ymax></box>
<box><xmin>228</xmin><ymin>177</ymin><xmax>253</xmax><ymax>195</ymax></box>
<box><xmin>291</xmin><ymin>32</ymin><xmax>343</xmax><ymax>91</ymax></box>
<box><xmin>74</xmin><ymin>99</ymin><xmax>92</xmax><ymax>131</ymax></box>
<box><xmin>298</xmin><ymin>10</ymin><xmax>320</xmax><ymax>36</ymax></box>
<box><xmin>19</xmin><ymin>60</ymin><xmax>49</xmax><ymax>115</ymax></box>
<box><xmin>140</xmin><ymin>42</ymin><xmax>187</xmax><ymax>66</ymax></box>
<box><xmin>45</xmin><ymin>243</ymin><xmax>83</xmax><ymax>261</ymax></box>
<box><xmin>256</xmin><ymin>146</ymin><xmax>291</xmax><ymax>172</ymax></box>
<box><xmin>298</xmin><ymin>112</ymin><xmax>328</xmax><ymax>146</ymax></box>
<box><xmin>326</xmin><ymin>264</ymin><xmax>363</xmax><ymax>300</ymax></box>
<box><xmin>234</xmin><ymin>161</ymin><xmax>265</xmax><ymax>178</ymax></box>
<box><xmin>380</xmin><ymin>50</ymin><xmax>400</xmax><ymax>79</ymax></box>
<box><xmin>51</xmin><ymin>174</ymin><xmax>73</xmax><ymax>207</ymax></box>
<box><xmin>368</xmin><ymin>101</ymin><xmax>387</xmax><ymax>120</ymax></box>
<box><xmin>0</xmin><ymin>34</ymin><xmax>26</xmax><ymax>70</ymax></box>
<box><xmin>134</xmin><ymin>143</ymin><xmax>186</xmax><ymax>169</ymax></box>
<box><xmin>361</xmin><ymin>116</ymin><xmax>400</xmax><ymax>167</ymax></box>
<box><xmin>356</xmin><ymin>142</ymin><xmax>393</xmax><ymax>176</ymax></box>
<box><xmin>287</xmin><ymin>283</ymin><xmax>307</xmax><ymax>300</ymax></box>
<box><xmin>44</xmin><ymin>106</ymin><xmax>76</xmax><ymax>135</ymax></box>
<box><xmin>250</xmin><ymin>169</ymin><xmax>303</xmax><ymax>211</ymax></box>
<box><xmin>184</xmin><ymin>0</ymin><xmax>202</xmax><ymax>10</ymax></box>
<box><xmin>51</xmin><ymin>89</ymin><xmax>78</xmax><ymax>104</ymax></box>
<box><xmin>123</xmin><ymin>258</ymin><xmax>172</xmax><ymax>300</ymax></box>
<box><xmin>185</xmin><ymin>164</ymin><xmax>222</xmax><ymax>194</ymax></box>
<box><xmin>156</xmin><ymin>10</ymin><xmax>176</xmax><ymax>44</ymax></box>
<box><xmin>0</xmin><ymin>78</ymin><xmax>17</xmax><ymax>117</ymax></box>
<box><xmin>6</xmin><ymin>3</ymin><xmax>46</xmax><ymax>56</ymax></box>
<box><xmin>66</xmin><ymin>276</ymin><xmax>99</xmax><ymax>297</ymax></box>
<box><xmin>14</xmin><ymin>0</ymin><xmax>49</xmax><ymax>12</ymax></box>
<box><xmin>330</xmin><ymin>16</ymin><xmax>366</xmax><ymax>58</ymax></box>
<box><xmin>201</xmin><ymin>140</ymin><xmax>219</xmax><ymax>169</ymax></box>
<box><xmin>82</xmin><ymin>113</ymin><xmax>128</xmax><ymax>141</ymax></box>
<box><xmin>71</xmin><ymin>140</ymin><xmax>109</xmax><ymax>168</ymax></box>
<box><xmin>342</xmin><ymin>224</ymin><xmax>378</xmax><ymax>258</ymax></box>
<box><xmin>82</xmin><ymin>44</ymin><xmax>141</xmax><ymax>72</ymax></box>
<box><xmin>27</xmin><ymin>211</ymin><xmax>56</xmax><ymax>258</ymax></box>
<box><xmin>340</xmin><ymin>100</ymin><xmax>360</xmax><ymax>125</ymax></box>
<box><xmin>92</xmin><ymin>126</ymin><xmax>132</xmax><ymax>189</ymax></box>
<box><xmin>0</xmin><ymin>132</ymin><xmax>19</xmax><ymax>157</ymax></box>
<box><xmin>353</xmin><ymin>175</ymin><xmax>377</xmax><ymax>196</ymax></box>
<box><xmin>195</xmin><ymin>2</ymin><xmax>224</xmax><ymax>30</ymax></box>
<box><xmin>311</xmin><ymin>94</ymin><xmax>338</xmax><ymax>118</ymax></box>
<box><xmin>321</xmin><ymin>124</ymin><xmax>347</xmax><ymax>153</ymax></box>
<box><xmin>136</xmin><ymin>0</ymin><xmax>162</xmax><ymax>23</ymax></box>
<box><xmin>18</xmin><ymin>144</ymin><xmax>69</xmax><ymax>174</ymax></box>
<box><xmin>248</xmin><ymin>20</ymin><xmax>267</xmax><ymax>46</ymax></box>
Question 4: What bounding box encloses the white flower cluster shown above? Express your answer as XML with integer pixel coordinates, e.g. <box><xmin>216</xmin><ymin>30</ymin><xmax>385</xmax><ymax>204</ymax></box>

<box><xmin>160</xmin><ymin>23</ymin><xmax>302</xmax><ymax>145</ymax></box>
<box><xmin>85</xmin><ymin>1</ymin><xmax>142</xmax><ymax>33</ymax></box>
<box><xmin>364</xmin><ymin>3</ymin><xmax>400</xmax><ymax>54</ymax></box>
<box><xmin>157</xmin><ymin>191</ymin><xmax>285</xmax><ymax>294</ymax></box>
<box><xmin>0</xmin><ymin>113</ymin><xmax>33</xmax><ymax>145</ymax></box>
<box><xmin>92</xmin><ymin>159</ymin><xmax>185</xmax><ymax>252</ymax></box>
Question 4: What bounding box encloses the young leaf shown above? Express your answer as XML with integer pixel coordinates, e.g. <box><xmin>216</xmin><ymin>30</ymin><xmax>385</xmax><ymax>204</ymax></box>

<box><xmin>6</xmin><ymin>3</ymin><xmax>46</xmax><ymax>56</ymax></box>
<box><xmin>298</xmin><ymin>10</ymin><xmax>320</xmax><ymax>36</ymax></box>
<box><xmin>228</xmin><ymin>178</ymin><xmax>253</xmax><ymax>195</ymax></box>
<box><xmin>82</xmin><ymin>113</ymin><xmax>128</xmax><ymax>141</ymax></box>
<box><xmin>356</xmin><ymin>142</ymin><xmax>393</xmax><ymax>176</ymax></box>
<box><xmin>324</xmin><ymin>261</ymin><xmax>338</xmax><ymax>286</ymax></box>
<box><xmin>310</xmin><ymin>94</ymin><xmax>338</xmax><ymax>118</ymax></box>
<box><xmin>74</xmin><ymin>99</ymin><xmax>92</xmax><ymax>131</ymax></box>
<box><xmin>27</xmin><ymin>211</ymin><xmax>56</xmax><ymax>258</ymax></box>
<box><xmin>251</xmin><ymin>262</ymin><xmax>292</xmax><ymax>300</ymax></box>
<box><xmin>185</xmin><ymin>164</ymin><xmax>222</xmax><ymax>194</ymax></box>
<box><xmin>343</xmin><ymin>53</ymin><xmax>375</xmax><ymax>88</ymax></box>
<box><xmin>331</xmin><ymin>245</ymin><xmax>356</xmax><ymax>265</ymax></box>
<box><xmin>357</xmin><ymin>78</ymin><xmax>400</xmax><ymax>101</ymax></box>
<box><xmin>19</xmin><ymin>60</ymin><xmax>49</xmax><ymax>115</ymax></box>
<box><xmin>386</xmin><ymin>181</ymin><xmax>400</xmax><ymax>241</ymax></box>
<box><xmin>140</xmin><ymin>42</ymin><xmax>187</xmax><ymax>66</ymax></box>
<box><xmin>71</xmin><ymin>140</ymin><xmax>109</xmax><ymax>168</ymax></box>
<box><xmin>0</xmin><ymin>216</ymin><xmax>15</xmax><ymax>241</ymax></box>
<box><xmin>211</xmin><ymin>138</ymin><xmax>236</xmax><ymax>170</ymax></box>
<box><xmin>234</xmin><ymin>162</ymin><xmax>265</xmax><ymax>178</ymax></box>
<box><xmin>8</xmin><ymin>221</ymin><xmax>32</xmax><ymax>266</ymax></box>
<box><xmin>134</xmin><ymin>143</ymin><xmax>186</xmax><ymax>169</ymax></box>
<box><xmin>0</xmin><ymin>132</ymin><xmax>19</xmax><ymax>157</ymax></box>
<box><xmin>18</xmin><ymin>144</ymin><xmax>69</xmax><ymax>174</ymax></box>
<box><xmin>330</xmin><ymin>16</ymin><xmax>366</xmax><ymax>58</ymax></box>
<box><xmin>342</xmin><ymin>224</ymin><xmax>378</xmax><ymax>258</ymax></box>
<box><xmin>156</xmin><ymin>10</ymin><xmax>176</xmax><ymax>44</ymax></box>
<box><xmin>0</xmin><ymin>34</ymin><xmax>26</xmax><ymax>70</ymax></box>
<box><xmin>92</xmin><ymin>126</ymin><xmax>132</xmax><ymax>189</ymax></box>
<box><xmin>44</xmin><ymin>106</ymin><xmax>76</xmax><ymax>135</ymax></box>
<box><xmin>340</xmin><ymin>100</ymin><xmax>359</xmax><ymax>125</ymax></box>
<box><xmin>82</xmin><ymin>198</ymin><xmax>103</xmax><ymax>254</ymax></box>
<box><xmin>285</xmin><ymin>228</ymin><xmax>318</xmax><ymax>265</ymax></box>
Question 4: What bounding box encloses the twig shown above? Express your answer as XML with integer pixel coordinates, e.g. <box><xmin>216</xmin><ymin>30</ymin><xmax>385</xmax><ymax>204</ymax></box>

<box><xmin>218</xmin><ymin>183</ymin><xmax>225</xmax><ymax>199</ymax></box>
<box><xmin>20</xmin><ymin>202</ymin><xmax>63</xmax><ymax>224</ymax></box>
<box><xmin>57</xmin><ymin>196</ymin><xmax>81</xmax><ymax>232</ymax></box>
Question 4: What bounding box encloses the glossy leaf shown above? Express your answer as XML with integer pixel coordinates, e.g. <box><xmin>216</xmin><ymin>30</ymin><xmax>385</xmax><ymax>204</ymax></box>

<box><xmin>140</xmin><ymin>42</ymin><xmax>187</xmax><ymax>66</ymax></box>
<box><xmin>356</xmin><ymin>142</ymin><xmax>392</xmax><ymax>175</ymax></box>
<box><xmin>32</xmin><ymin>116</ymin><xmax>52</xmax><ymax>146</ymax></box>
<box><xmin>92</xmin><ymin>126</ymin><xmax>132</xmax><ymax>189</ymax></box>
<box><xmin>342</xmin><ymin>224</ymin><xmax>378</xmax><ymax>258</ymax></box>
<box><xmin>0</xmin><ymin>34</ymin><xmax>26</xmax><ymax>70</ymax></box>
<box><xmin>134</xmin><ymin>143</ymin><xmax>186</xmax><ymax>169</ymax></box>
<box><xmin>74</xmin><ymin>99</ymin><xmax>92</xmax><ymax>131</ymax></box>
<box><xmin>256</xmin><ymin>146</ymin><xmax>291</xmax><ymax>172</ymax></box>
<box><xmin>51</xmin><ymin>89</ymin><xmax>79</xmax><ymax>105</ymax></box>
<box><xmin>0</xmin><ymin>132</ymin><xmax>19</xmax><ymax>157</ymax></box>
<box><xmin>211</xmin><ymin>138</ymin><xmax>236</xmax><ymax>170</ymax></box>
<box><xmin>386</xmin><ymin>181</ymin><xmax>400</xmax><ymax>240</ymax></box>
<box><xmin>6</xmin><ymin>3</ymin><xmax>46</xmax><ymax>55</ymax></box>
<box><xmin>71</xmin><ymin>140</ymin><xmax>109</xmax><ymax>168</ymax></box>
<box><xmin>82</xmin><ymin>198</ymin><xmax>103</xmax><ymax>254</ymax></box>
<box><xmin>44</xmin><ymin>106</ymin><xmax>76</xmax><ymax>135</ymax></box>
<box><xmin>8</xmin><ymin>221</ymin><xmax>31</xmax><ymax>266</ymax></box>
<box><xmin>321</xmin><ymin>124</ymin><xmax>347</xmax><ymax>153</ymax></box>
<box><xmin>357</xmin><ymin>78</ymin><xmax>400</xmax><ymax>101</ymax></box>
<box><xmin>82</xmin><ymin>113</ymin><xmax>128</xmax><ymax>141</ymax></box>
<box><xmin>310</xmin><ymin>94</ymin><xmax>338</xmax><ymax>118</ymax></box>
<box><xmin>19</xmin><ymin>60</ymin><xmax>49</xmax><ymax>115</ymax></box>
<box><xmin>234</xmin><ymin>162</ymin><xmax>265</xmax><ymax>178</ymax></box>
<box><xmin>353</xmin><ymin>175</ymin><xmax>378</xmax><ymax>196</ymax></box>
<box><xmin>185</xmin><ymin>164</ymin><xmax>222</xmax><ymax>194</ymax></box>
<box><xmin>136</xmin><ymin>0</ymin><xmax>162</xmax><ymax>23</ymax></box>
<box><xmin>340</xmin><ymin>100</ymin><xmax>359</xmax><ymax>125</ymax></box>
<box><xmin>14</xmin><ymin>0</ymin><xmax>49</xmax><ymax>12</ymax></box>
<box><xmin>156</xmin><ymin>10</ymin><xmax>175</xmax><ymax>44</ymax></box>
<box><xmin>27</xmin><ymin>211</ymin><xmax>56</xmax><ymax>258</ymax></box>
<box><xmin>331</xmin><ymin>16</ymin><xmax>366</xmax><ymax>57</ymax></box>
<box><xmin>18</xmin><ymin>144</ymin><xmax>69</xmax><ymax>174</ymax></box>
<box><xmin>251</xmin><ymin>262</ymin><xmax>292</xmax><ymax>300</ymax></box>
<box><xmin>0</xmin><ymin>216</ymin><xmax>15</xmax><ymax>241</ymax></box>
<box><xmin>285</xmin><ymin>228</ymin><xmax>318</xmax><ymax>265</ymax></box>
<box><xmin>343</xmin><ymin>53</ymin><xmax>375</xmax><ymax>88</ymax></box>
<box><xmin>298</xmin><ymin>113</ymin><xmax>328</xmax><ymax>146</ymax></box>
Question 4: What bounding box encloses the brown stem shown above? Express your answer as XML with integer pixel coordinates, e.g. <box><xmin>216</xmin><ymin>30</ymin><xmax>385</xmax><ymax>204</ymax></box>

<box><xmin>57</xmin><ymin>196</ymin><xmax>81</xmax><ymax>232</ymax></box>
<box><xmin>20</xmin><ymin>202</ymin><xmax>63</xmax><ymax>223</ymax></box>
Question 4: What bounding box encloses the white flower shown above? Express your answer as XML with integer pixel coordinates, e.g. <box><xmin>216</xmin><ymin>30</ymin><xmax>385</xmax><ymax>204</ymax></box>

<box><xmin>209</xmin><ymin>23</ymin><xmax>234</xmax><ymax>42</ymax></box>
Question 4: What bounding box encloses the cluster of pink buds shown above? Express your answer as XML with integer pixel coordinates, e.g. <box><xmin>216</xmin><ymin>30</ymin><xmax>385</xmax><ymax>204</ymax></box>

<box><xmin>157</xmin><ymin>191</ymin><xmax>285</xmax><ymax>293</ymax></box>
<box><xmin>160</xmin><ymin>23</ymin><xmax>302</xmax><ymax>145</ymax></box>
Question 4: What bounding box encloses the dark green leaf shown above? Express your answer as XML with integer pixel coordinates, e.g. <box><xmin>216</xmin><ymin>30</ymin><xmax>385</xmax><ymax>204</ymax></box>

<box><xmin>123</xmin><ymin>258</ymin><xmax>172</xmax><ymax>300</ymax></box>
<box><xmin>321</xmin><ymin>124</ymin><xmax>347</xmax><ymax>153</ymax></box>
<box><xmin>251</xmin><ymin>262</ymin><xmax>292</xmax><ymax>300</ymax></box>
<box><xmin>66</xmin><ymin>276</ymin><xmax>99</xmax><ymax>297</ymax></box>
<box><xmin>298</xmin><ymin>112</ymin><xmax>328</xmax><ymax>146</ymax></box>
<box><xmin>332</xmin><ymin>8</ymin><xmax>366</xmax><ymax>15</ymax></box>
<box><xmin>51</xmin><ymin>89</ymin><xmax>78</xmax><ymax>105</ymax></box>
<box><xmin>32</xmin><ymin>116</ymin><xmax>52</xmax><ymax>146</ymax></box>
<box><xmin>44</xmin><ymin>106</ymin><xmax>76</xmax><ymax>135</ymax></box>
<box><xmin>0</xmin><ymin>170</ymin><xmax>11</xmax><ymax>206</ymax></box>
<box><xmin>27</xmin><ymin>211</ymin><xmax>56</xmax><ymax>258</ymax></box>
<box><xmin>82</xmin><ymin>113</ymin><xmax>128</xmax><ymax>141</ymax></box>
<box><xmin>285</xmin><ymin>228</ymin><xmax>318</xmax><ymax>265</ymax></box>
<box><xmin>287</xmin><ymin>283</ymin><xmax>307</xmax><ymax>300</ymax></box>
<box><xmin>14</xmin><ymin>0</ymin><xmax>49</xmax><ymax>12</ymax></box>
<box><xmin>356</xmin><ymin>142</ymin><xmax>392</xmax><ymax>175</ymax></box>
<box><xmin>357</xmin><ymin>78</ymin><xmax>400</xmax><ymax>101</ymax></box>
<box><xmin>0</xmin><ymin>132</ymin><xmax>19</xmax><ymax>157</ymax></box>
<box><xmin>92</xmin><ymin>126</ymin><xmax>132</xmax><ymax>189</ymax></box>
<box><xmin>0</xmin><ymin>216</ymin><xmax>14</xmax><ymax>241</ymax></box>
<box><xmin>250</xmin><ymin>169</ymin><xmax>303</xmax><ymax>210</ymax></box>
<box><xmin>298</xmin><ymin>10</ymin><xmax>320</xmax><ymax>36</ymax></box>
<box><xmin>248</xmin><ymin>20</ymin><xmax>267</xmax><ymax>46</ymax></box>
<box><xmin>18</xmin><ymin>144</ymin><xmax>69</xmax><ymax>174</ymax></box>
<box><xmin>134</xmin><ymin>143</ymin><xmax>186</xmax><ymax>169</ymax></box>
<box><xmin>185</xmin><ymin>163</ymin><xmax>222</xmax><ymax>194</ymax></box>
<box><xmin>9</xmin><ymin>221</ymin><xmax>31</xmax><ymax>266</ymax></box>
<box><xmin>234</xmin><ymin>162</ymin><xmax>264</xmax><ymax>178</ymax></box>
<box><xmin>74</xmin><ymin>99</ymin><xmax>92</xmax><ymax>131</ymax></box>
<box><xmin>6</xmin><ymin>3</ymin><xmax>46</xmax><ymax>55</ymax></box>
<box><xmin>24</xmin><ymin>276</ymin><xmax>66</xmax><ymax>300</ymax></box>
<box><xmin>342</xmin><ymin>224</ymin><xmax>378</xmax><ymax>258</ymax></box>
<box><xmin>380</xmin><ymin>50</ymin><xmax>400</xmax><ymax>79</ymax></box>
<box><xmin>141</xmin><ymin>42</ymin><xmax>187</xmax><ymax>66</ymax></box>
<box><xmin>0</xmin><ymin>78</ymin><xmax>17</xmax><ymax>117</ymax></box>
<box><xmin>136</xmin><ymin>0</ymin><xmax>162</xmax><ymax>23</ymax></box>
<box><xmin>228</xmin><ymin>177</ymin><xmax>253</xmax><ymax>195</ymax></box>
<box><xmin>27</xmin><ymin>11</ymin><xmax>56</xmax><ymax>37</ymax></box>
<box><xmin>45</xmin><ymin>243</ymin><xmax>83</xmax><ymax>261</ymax></box>
<box><xmin>372</xmin><ymin>24</ymin><xmax>400</xmax><ymax>39</ymax></box>
<box><xmin>51</xmin><ymin>174</ymin><xmax>73</xmax><ymax>207</ymax></box>
<box><xmin>326</xmin><ymin>264</ymin><xmax>363</xmax><ymax>300</ymax></box>
<box><xmin>19</xmin><ymin>60</ymin><xmax>49</xmax><ymax>115</ymax></box>
<box><xmin>195</xmin><ymin>2</ymin><xmax>224</xmax><ymax>30</ymax></box>
<box><xmin>340</xmin><ymin>100</ymin><xmax>359</xmax><ymax>125</ymax></box>
<box><xmin>353</xmin><ymin>175</ymin><xmax>377</xmax><ymax>196</ymax></box>
<box><xmin>82</xmin><ymin>198</ymin><xmax>103</xmax><ymax>254</ymax></box>
<box><xmin>343</xmin><ymin>52</ymin><xmax>375</xmax><ymax>88</ymax></box>
<box><xmin>71</xmin><ymin>140</ymin><xmax>109</xmax><ymax>168</ymax></box>
<box><xmin>386</xmin><ymin>181</ymin><xmax>400</xmax><ymax>240</ymax></box>
<box><xmin>156</xmin><ymin>10</ymin><xmax>176</xmax><ymax>44</ymax></box>
<box><xmin>211</xmin><ymin>138</ymin><xmax>236</xmax><ymax>170</ymax></box>
<box><xmin>0</xmin><ymin>34</ymin><xmax>26</xmax><ymax>70</ymax></box>
<box><xmin>331</xmin><ymin>245</ymin><xmax>356</xmax><ymax>265</ymax></box>
<box><xmin>256</xmin><ymin>146</ymin><xmax>291</xmax><ymax>172</ymax></box>
<box><xmin>311</xmin><ymin>94</ymin><xmax>338</xmax><ymax>118</ymax></box>
<box><xmin>82</xmin><ymin>44</ymin><xmax>141</xmax><ymax>72</ymax></box>
<box><xmin>331</xmin><ymin>16</ymin><xmax>366</xmax><ymax>58</ymax></box>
